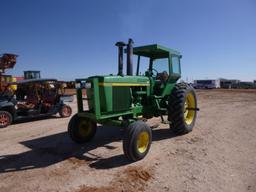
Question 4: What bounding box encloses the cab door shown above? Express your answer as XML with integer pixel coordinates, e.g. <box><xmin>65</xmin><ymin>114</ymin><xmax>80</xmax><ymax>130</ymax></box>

<box><xmin>169</xmin><ymin>55</ymin><xmax>181</xmax><ymax>82</ymax></box>
<box><xmin>151</xmin><ymin>58</ymin><xmax>170</xmax><ymax>95</ymax></box>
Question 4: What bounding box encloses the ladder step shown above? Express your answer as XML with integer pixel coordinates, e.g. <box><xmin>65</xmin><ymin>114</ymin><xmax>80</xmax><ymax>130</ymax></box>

<box><xmin>158</xmin><ymin>108</ymin><xmax>167</xmax><ymax>111</ymax></box>
<box><xmin>154</xmin><ymin>96</ymin><xmax>164</xmax><ymax>99</ymax></box>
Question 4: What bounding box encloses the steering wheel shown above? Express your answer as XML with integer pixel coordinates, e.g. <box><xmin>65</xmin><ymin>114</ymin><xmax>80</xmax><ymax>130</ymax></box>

<box><xmin>151</xmin><ymin>68</ymin><xmax>159</xmax><ymax>78</ymax></box>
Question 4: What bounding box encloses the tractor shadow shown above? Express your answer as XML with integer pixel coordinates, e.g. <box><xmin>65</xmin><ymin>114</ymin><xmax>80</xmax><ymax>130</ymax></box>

<box><xmin>13</xmin><ymin>115</ymin><xmax>61</xmax><ymax>125</ymax></box>
<box><xmin>0</xmin><ymin>116</ymin><xmax>61</xmax><ymax>129</ymax></box>
<box><xmin>0</xmin><ymin>126</ymin><xmax>178</xmax><ymax>173</ymax></box>
<box><xmin>89</xmin><ymin>128</ymin><xmax>178</xmax><ymax>169</ymax></box>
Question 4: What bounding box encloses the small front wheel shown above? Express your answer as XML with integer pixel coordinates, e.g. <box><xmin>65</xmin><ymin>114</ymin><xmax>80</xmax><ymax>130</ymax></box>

<box><xmin>0</xmin><ymin>111</ymin><xmax>12</xmax><ymax>128</ymax></box>
<box><xmin>123</xmin><ymin>121</ymin><xmax>152</xmax><ymax>161</ymax></box>
<box><xmin>68</xmin><ymin>114</ymin><xmax>97</xmax><ymax>144</ymax></box>
<box><xmin>59</xmin><ymin>104</ymin><xmax>72</xmax><ymax>118</ymax></box>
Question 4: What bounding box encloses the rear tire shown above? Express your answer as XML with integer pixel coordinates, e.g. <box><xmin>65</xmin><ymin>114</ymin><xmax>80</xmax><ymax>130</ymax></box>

<box><xmin>123</xmin><ymin>121</ymin><xmax>152</xmax><ymax>161</ymax></box>
<box><xmin>59</xmin><ymin>104</ymin><xmax>72</xmax><ymax>118</ymax></box>
<box><xmin>0</xmin><ymin>111</ymin><xmax>12</xmax><ymax>128</ymax></box>
<box><xmin>68</xmin><ymin>114</ymin><xmax>97</xmax><ymax>144</ymax></box>
<box><xmin>168</xmin><ymin>83</ymin><xmax>197</xmax><ymax>134</ymax></box>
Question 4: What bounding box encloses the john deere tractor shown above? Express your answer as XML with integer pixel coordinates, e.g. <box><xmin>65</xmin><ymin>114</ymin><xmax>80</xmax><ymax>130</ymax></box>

<box><xmin>68</xmin><ymin>39</ymin><xmax>198</xmax><ymax>161</ymax></box>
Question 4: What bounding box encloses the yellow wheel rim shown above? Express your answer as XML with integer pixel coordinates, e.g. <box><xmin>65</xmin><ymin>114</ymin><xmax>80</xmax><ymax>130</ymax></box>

<box><xmin>78</xmin><ymin>120</ymin><xmax>92</xmax><ymax>137</ymax></box>
<box><xmin>184</xmin><ymin>92</ymin><xmax>196</xmax><ymax>125</ymax></box>
<box><xmin>137</xmin><ymin>131</ymin><xmax>149</xmax><ymax>153</ymax></box>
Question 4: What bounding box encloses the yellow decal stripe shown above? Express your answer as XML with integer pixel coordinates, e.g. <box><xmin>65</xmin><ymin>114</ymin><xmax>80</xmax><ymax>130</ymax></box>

<box><xmin>99</xmin><ymin>82</ymin><xmax>149</xmax><ymax>87</ymax></box>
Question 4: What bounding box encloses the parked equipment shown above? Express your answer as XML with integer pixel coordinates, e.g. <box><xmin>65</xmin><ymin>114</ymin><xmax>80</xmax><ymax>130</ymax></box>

<box><xmin>0</xmin><ymin>79</ymin><xmax>72</xmax><ymax>128</ymax></box>
<box><xmin>24</xmin><ymin>71</ymin><xmax>41</xmax><ymax>80</ymax></box>
<box><xmin>0</xmin><ymin>53</ymin><xmax>18</xmax><ymax>92</ymax></box>
<box><xmin>68</xmin><ymin>39</ymin><xmax>198</xmax><ymax>161</ymax></box>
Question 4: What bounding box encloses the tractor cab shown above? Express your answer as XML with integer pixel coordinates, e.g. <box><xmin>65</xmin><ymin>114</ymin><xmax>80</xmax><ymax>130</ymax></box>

<box><xmin>24</xmin><ymin>71</ymin><xmax>41</xmax><ymax>80</ymax></box>
<box><xmin>133</xmin><ymin>44</ymin><xmax>182</xmax><ymax>95</ymax></box>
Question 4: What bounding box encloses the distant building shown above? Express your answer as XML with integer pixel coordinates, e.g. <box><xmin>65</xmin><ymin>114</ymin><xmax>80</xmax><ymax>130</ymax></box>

<box><xmin>219</xmin><ymin>79</ymin><xmax>240</xmax><ymax>88</ymax></box>
<box><xmin>193</xmin><ymin>78</ymin><xmax>256</xmax><ymax>89</ymax></box>
<box><xmin>238</xmin><ymin>81</ymin><xmax>255</xmax><ymax>89</ymax></box>
<box><xmin>193</xmin><ymin>79</ymin><xmax>220</xmax><ymax>89</ymax></box>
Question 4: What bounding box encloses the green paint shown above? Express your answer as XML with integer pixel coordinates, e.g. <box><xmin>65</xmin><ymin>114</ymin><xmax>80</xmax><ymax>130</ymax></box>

<box><xmin>75</xmin><ymin>42</ymin><xmax>182</xmax><ymax>126</ymax></box>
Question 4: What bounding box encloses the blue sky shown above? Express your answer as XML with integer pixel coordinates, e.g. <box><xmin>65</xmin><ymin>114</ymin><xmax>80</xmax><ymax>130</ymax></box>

<box><xmin>1</xmin><ymin>0</ymin><xmax>255</xmax><ymax>81</ymax></box>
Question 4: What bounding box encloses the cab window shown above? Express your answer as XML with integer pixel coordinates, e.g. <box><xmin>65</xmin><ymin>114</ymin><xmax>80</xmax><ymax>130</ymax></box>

<box><xmin>152</xmin><ymin>58</ymin><xmax>169</xmax><ymax>83</ymax></box>
<box><xmin>152</xmin><ymin>58</ymin><xmax>169</xmax><ymax>75</ymax></box>
<box><xmin>136</xmin><ymin>56</ymin><xmax>150</xmax><ymax>76</ymax></box>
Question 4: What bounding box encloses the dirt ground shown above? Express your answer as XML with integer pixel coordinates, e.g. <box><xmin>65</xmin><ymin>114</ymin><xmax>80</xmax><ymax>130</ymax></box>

<box><xmin>0</xmin><ymin>89</ymin><xmax>256</xmax><ymax>192</ymax></box>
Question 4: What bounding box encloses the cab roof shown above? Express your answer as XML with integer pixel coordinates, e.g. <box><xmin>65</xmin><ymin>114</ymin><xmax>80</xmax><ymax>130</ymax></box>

<box><xmin>133</xmin><ymin>44</ymin><xmax>181</xmax><ymax>59</ymax></box>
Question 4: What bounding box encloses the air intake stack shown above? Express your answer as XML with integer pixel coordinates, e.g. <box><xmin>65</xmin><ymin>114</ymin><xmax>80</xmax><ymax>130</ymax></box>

<box><xmin>126</xmin><ymin>38</ymin><xmax>134</xmax><ymax>76</ymax></box>
<box><xmin>115</xmin><ymin>41</ymin><xmax>126</xmax><ymax>76</ymax></box>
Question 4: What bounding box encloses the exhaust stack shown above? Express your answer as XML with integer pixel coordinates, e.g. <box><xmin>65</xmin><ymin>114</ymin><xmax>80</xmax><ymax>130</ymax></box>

<box><xmin>115</xmin><ymin>41</ymin><xmax>126</xmax><ymax>76</ymax></box>
<box><xmin>126</xmin><ymin>38</ymin><xmax>134</xmax><ymax>76</ymax></box>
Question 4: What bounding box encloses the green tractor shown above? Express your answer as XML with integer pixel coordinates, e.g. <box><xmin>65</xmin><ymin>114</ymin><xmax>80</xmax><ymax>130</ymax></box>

<box><xmin>68</xmin><ymin>39</ymin><xmax>198</xmax><ymax>161</ymax></box>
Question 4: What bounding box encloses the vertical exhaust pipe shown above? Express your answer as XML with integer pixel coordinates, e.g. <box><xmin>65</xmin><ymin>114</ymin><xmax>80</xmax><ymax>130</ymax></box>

<box><xmin>127</xmin><ymin>38</ymin><xmax>134</xmax><ymax>76</ymax></box>
<box><xmin>115</xmin><ymin>41</ymin><xmax>126</xmax><ymax>76</ymax></box>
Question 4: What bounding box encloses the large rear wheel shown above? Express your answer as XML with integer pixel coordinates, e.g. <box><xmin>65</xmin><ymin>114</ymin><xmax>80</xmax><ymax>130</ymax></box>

<box><xmin>168</xmin><ymin>83</ymin><xmax>197</xmax><ymax>134</ymax></box>
<box><xmin>68</xmin><ymin>114</ymin><xmax>97</xmax><ymax>143</ymax></box>
<box><xmin>123</xmin><ymin>121</ymin><xmax>152</xmax><ymax>161</ymax></box>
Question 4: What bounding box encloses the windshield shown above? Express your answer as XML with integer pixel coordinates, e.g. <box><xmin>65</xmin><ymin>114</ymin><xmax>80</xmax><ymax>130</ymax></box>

<box><xmin>136</xmin><ymin>56</ymin><xmax>150</xmax><ymax>76</ymax></box>
<box><xmin>152</xmin><ymin>58</ymin><xmax>169</xmax><ymax>75</ymax></box>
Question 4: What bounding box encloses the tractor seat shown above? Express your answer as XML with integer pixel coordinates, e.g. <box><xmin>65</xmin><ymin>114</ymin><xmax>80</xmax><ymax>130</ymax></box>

<box><xmin>17</xmin><ymin>95</ymin><xmax>39</xmax><ymax>110</ymax></box>
<box><xmin>42</xmin><ymin>92</ymin><xmax>57</xmax><ymax>104</ymax></box>
<box><xmin>156</xmin><ymin>71</ymin><xmax>169</xmax><ymax>83</ymax></box>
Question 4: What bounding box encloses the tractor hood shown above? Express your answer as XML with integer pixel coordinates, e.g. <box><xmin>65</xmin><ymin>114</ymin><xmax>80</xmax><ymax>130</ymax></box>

<box><xmin>84</xmin><ymin>75</ymin><xmax>150</xmax><ymax>115</ymax></box>
<box><xmin>87</xmin><ymin>75</ymin><xmax>150</xmax><ymax>86</ymax></box>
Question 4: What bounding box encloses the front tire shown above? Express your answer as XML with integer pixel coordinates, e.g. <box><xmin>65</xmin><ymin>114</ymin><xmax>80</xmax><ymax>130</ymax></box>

<box><xmin>59</xmin><ymin>104</ymin><xmax>72</xmax><ymax>118</ymax></box>
<box><xmin>168</xmin><ymin>83</ymin><xmax>197</xmax><ymax>134</ymax></box>
<box><xmin>68</xmin><ymin>114</ymin><xmax>97</xmax><ymax>144</ymax></box>
<box><xmin>123</xmin><ymin>121</ymin><xmax>152</xmax><ymax>161</ymax></box>
<box><xmin>0</xmin><ymin>111</ymin><xmax>12</xmax><ymax>128</ymax></box>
